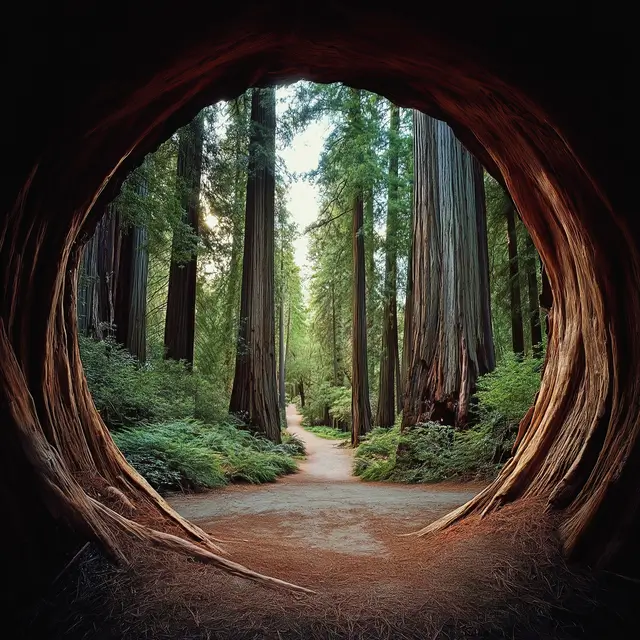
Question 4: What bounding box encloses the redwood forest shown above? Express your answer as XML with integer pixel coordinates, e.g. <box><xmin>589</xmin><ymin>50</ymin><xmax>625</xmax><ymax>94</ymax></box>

<box><xmin>76</xmin><ymin>84</ymin><xmax>545</xmax><ymax>495</ymax></box>
<box><xmin>5</xmin><ymin>10</ymin><xmax>637</xmax><ymax>639</ymax></box>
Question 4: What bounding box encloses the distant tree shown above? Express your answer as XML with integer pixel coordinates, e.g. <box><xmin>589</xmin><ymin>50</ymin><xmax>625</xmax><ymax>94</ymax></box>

<box><xmin>376</xmin><ymin>103</ymin><xmax>401</xmax><ymax>428</ymax></box>
<box><xmin>163</xmin><ymin>113</ymin><xmax>204</xmax><ymax>364</ymax></box>
<box><xmin>229</xmin><ymin>88</ymin><xmax>281</xmax><ymax>443</ymax></box>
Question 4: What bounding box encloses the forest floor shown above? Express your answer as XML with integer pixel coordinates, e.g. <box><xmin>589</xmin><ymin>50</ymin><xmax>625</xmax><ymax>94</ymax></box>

<box><xmin>170</xmin><ymin>404</ymin><xmax>483</xmax><ymax>560</ymax></box>
<box><xmin>28</xmin><ymin>406</ymin><xmax>625</xmax><ymax>639</ymax></box>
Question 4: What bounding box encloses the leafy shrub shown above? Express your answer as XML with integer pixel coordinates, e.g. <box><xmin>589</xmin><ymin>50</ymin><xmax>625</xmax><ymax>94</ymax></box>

<box><xmin>354</xmin><ymin>422</ymin><xmax>495</xmax><ymax>483</ymax></box>
<box><xmin>281</xmin><ymin>431</ymin><xmax>307</xmax><ymax>457</ymax></box>
<box><xmin>113</xmin><ymin>419</ymin><xmax>299</xmax><ymax>494</ymax></box>
<box><xmin>328</xmin><ymin>387</ymin><xmax>351</xmax><ymax>426</ymax></box>
<box><xmin>300</xmin><ymin>382</ymin><xmax>352</xmax><ymax>429</ymax></box>
<box><xmin>304</xmin><ymin>425</ymin><xmax>349</xmax><ymax>440</ymax></box>
<box><xmin>474</xmin><ymin>353</ymin><xmax>542</xmax><ymax>453</ymax></box>
<box><xmin>354</xmin><ymin>355</ymin><xmax>542</xmax><ymax>484</ymax></box>
<box><xmin>80</xmin><ymin>336</ymin><xmax>228</xmax><ymax>429</ymax></box>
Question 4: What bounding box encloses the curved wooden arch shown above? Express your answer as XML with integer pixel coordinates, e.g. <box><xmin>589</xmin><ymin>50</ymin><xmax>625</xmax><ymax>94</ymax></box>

<box><xmin>2</xmin><ymin>2</ymin><xmax>637</xmax><ymax>608</ymax></box>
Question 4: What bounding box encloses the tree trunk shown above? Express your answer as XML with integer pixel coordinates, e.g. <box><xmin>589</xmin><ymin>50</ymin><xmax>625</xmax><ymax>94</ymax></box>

<box><xmin>473</xmin><ymin>162</ymin><xmax>496</xmax><ymax>372</ymax></box>
<box><xmin>376</xmin><ymin>103</ymin><xmax>400</xmax><ymax>428</ymax></box>
<box><xmin>524</xmin><ymin>233</ymin><xmax>543</xmax><ymax>356</ymax></box>
<box><xmin>403</xmin><ymin>112</ymin><xmax>494</xmax><ymax>429</ymax></box>
<box><xmin>298</xmin><ymin>380</ymin><xmax>305</xmax><ymax>408</ymax></box>
<box><xmin>365</xmin><ymin>187</ymin><xmax>376</xmax><ymax>387</ymax></box>
<box><xmin>223</xmin><ymin>97</ymin><xmax>247</xmax><ymax>389</ymax></box>
<box><xmin>331</xmin><ymin>279</ymin><xmax>339</xmax><ymax>385</ymax></box>
<box><xmin>278</xmin><ymin>240</ymin><xmax>286</xmax><ymax>412</ymax></box>
<box><xmin>77</xmin><ymin>227</ymin><xmax>100</xmax><ymax>336</ymax></box>
<box><xmin>351</xmin><ymin>192</ymin><xmax>372</xmax><ymax>445</ymax></box>
<box><xmin>505</xmin><ymin>197</ymin><xmax>525</xmax><ymax>356</ymax></box>
<box><xmin>229</xmin><ymin>88</ymin><xmax>280</xmax><ymax>443</ymax></box>
<box><xmin>78</xmin><ymin>207</ymin><xmax>119</xmax><ymax>339</ymax></box>
<box><xmin>115</xmin><ymin>177</ymin><xmax>149</xmax><ymax>362</ymax></box>
<box><xmin>401</xmin><ymin>218</ymin><xmax>414</xmax><ymax>388</ymax></box>
<box><xmin>164</xmin><ymin>113</ymin><xmax>204</xmax><ymax>364</ymax></box>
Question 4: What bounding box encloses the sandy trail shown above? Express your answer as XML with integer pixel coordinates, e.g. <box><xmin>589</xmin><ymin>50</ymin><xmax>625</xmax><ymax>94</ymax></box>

<box><xmin>169</xmin><ymin>405</ymin><xmax>483</xmax><ymax>564</ymax></box>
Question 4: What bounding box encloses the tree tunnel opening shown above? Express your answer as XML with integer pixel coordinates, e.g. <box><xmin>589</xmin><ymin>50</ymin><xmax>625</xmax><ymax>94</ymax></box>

<box><xmin>3</xmin><ymin>4</ymin><xmax>638</xmax><ymax>633</ymax></box>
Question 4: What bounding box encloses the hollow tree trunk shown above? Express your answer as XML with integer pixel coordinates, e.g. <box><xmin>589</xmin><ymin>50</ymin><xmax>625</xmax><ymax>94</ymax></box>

<box><xmin>376</xmin><ymin>103</ymin><xmax>400</xmax><ymax>428</ymax></box>
<box><xmin>403</xmin><ymin>112</ymin><xmax>494</xmax><ymax>429</ymax></box>
<box><xmin>351</xmin><ymin>192</ymin><xmax>372</xmax><ymax>445</ymax></box>
<box><xmin>505</xmin><ymin>197</ymin><xmax>525</xmax><ymax>356</ymax></box>
<box><xmin>229</xmin><ymin>88</ymin><xmax>280</xmax><ymax>443</ymax></box>
<box><xmin>524</xmin><ymin>233</ymin><xmax>543</xmax><ymax>356</ymax></box>
<box><xmin>3</xmin><ymin>2</ymin><xmax>639</xmax><ymax>602</ymax></box>
<box><xmin>164</xmin><ymin>113</ymin><xmax>204</xmax><ymax>364</ymax></box>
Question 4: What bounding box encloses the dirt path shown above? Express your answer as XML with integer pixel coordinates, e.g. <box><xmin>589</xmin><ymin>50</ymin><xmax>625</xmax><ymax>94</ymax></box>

<box><xmin>170</xmin><ymin>405</ymin><xmax>483</xmax><ymax>563</ymax></box>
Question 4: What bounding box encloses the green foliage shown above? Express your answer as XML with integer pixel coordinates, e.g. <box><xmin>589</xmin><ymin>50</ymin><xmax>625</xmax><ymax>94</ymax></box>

<box><xmin>474</xmin><ymin>353</ymin><xmax>543</xmax><ymax>449</ymax></box>
<box><xmin>281</xmin><ymin>431</ymin><xmax>307</xmax><ymax>457</ymax></box>
<box><xmin>300</xmin><ymin>383</ymin><xmax>352</xmax><ymax>428</ymax></box>
<box><xmin>80</xmin><ymin>336</ymin><xmax>227</xmax><ymax>429</ymax></box>
<box><xmin>354</xmin><ymin>423</ymin><xmax>495</xmax><ymax>483</ymax></box>
<box><xmin>354</xmin><ymin>356</ymin><xmax>542</xmax><ymax>483</ymax></box>
<box><xmin>303</xmin><ymin>425</ymin><xmax>349</xmax><ymax>440</ymax></box>
<box><xmin>113</xmin><ymin>419</ymin><xmax>299</xmax><ymax>493</ymax></box>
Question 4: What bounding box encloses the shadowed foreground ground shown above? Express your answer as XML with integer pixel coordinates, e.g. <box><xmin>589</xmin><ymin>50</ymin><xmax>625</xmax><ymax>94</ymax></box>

<box><xmin>22</xmin><ymin>407</ymin><xmax>636</xmax><ymax>639</ymax></box>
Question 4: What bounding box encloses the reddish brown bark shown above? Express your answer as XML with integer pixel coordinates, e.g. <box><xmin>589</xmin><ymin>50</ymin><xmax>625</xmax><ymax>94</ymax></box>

<box><xmin>164</xmin><ymin>114</ymin><xmax>204</xmax><ymax>364</ymax></box>
<box><xmin>229</xmin><ymin>88</ymin><xmax>280</xmax><ymax>443</ymax></box>
<box><xmin>376</xmin><ymin>103</ymin><xmax>401</xmax><ymax>428</ymax></box>
<box><xmin>505</xmin><ymin>197</ymin><xmax>525</xmax><ymax>356</ymax></box>
<box><xmin>524</xmin><ymin>233</ymin><xmax>543</xmax><ymax>356</ymax></box>
<box><xmin>1</xmin><ymin>6</ymin><xmax>637</xmax><ymax>607</ymax></box>
<box><xmin>351</xmin><ymin>192</ymin><xmax>372</xmax><ymax>445</ymax></box>
<box><xmin>403</xmin><ymin>113</ymin><xmax>494</xmax><ymax>429</ymax></box>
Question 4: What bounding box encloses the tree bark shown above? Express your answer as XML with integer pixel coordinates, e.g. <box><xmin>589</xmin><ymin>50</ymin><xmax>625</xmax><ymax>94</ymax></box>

<box><xmin>229</xmin><ymin>88</ymin><xmax>280</xmax><ymax>443</ymax></box>
<box><xmin>376</xmin><ymin>103</ymin><xmax>400</xmax><ymax>428</ymax></box>
<box><xmin>524</xmin><ymin>233</ymin><xmax>543</xmax><ymax>356</ymax></box>
<box><xmin>278</xmin><ymin>233</ymin><xmax>286</xmax><ymax>412</ymax></box>
<box><xmin>78</xmin><ymin>206</ymin><xmax>119</xmax><ymax>339</ymax></box>
<box><xmin>115</xmin><ymin>177</ymin><xmax>149</xmax><ymax>362</ymax></box>
<box><xmin>351</xmin><ymin>192</ymin><xmax>372</xmax><ymax>445</ymax></box>
<box><xmin>223</xmin><ymin>97</ymin><xmax>247</xmax><ymax>389</ymax></box>
<box><xmin>331</xmin><ymin>279</ymin><xmax>339</xmax><ymax>385</ymax></box>
<box><xmin>505</xmin><ymin>197</ymin><xmax>525</xmax><ymax>356</ymax></box>
<box><xmin>164</xmin><ymin>113</ymin><xmax>204</xmax><ymax>364</ymax></box>
<box><xmin>3</xmin><ymin>5</ymin><xmax>639</xmax><ymax>601</ymax></box>
<box><xmin>403</xmin><ymin>112</ymin><xmax>494</xmax><ymax>429</ymax></box>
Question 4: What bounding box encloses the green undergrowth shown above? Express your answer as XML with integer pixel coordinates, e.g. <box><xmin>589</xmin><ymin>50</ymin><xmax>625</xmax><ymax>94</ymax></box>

<box><xmin>354</xmin><ymin>422</ymin><xmax>496</xmax><ymax>483</ymax></box>
<box><xmin>114</xmin><ymin>419</ymin><xmax>304</xmax><ymax>494</ymax></box>
<box><xmin>354</xmin><ymin>353</ymin><xmax>542</xmax><ymax>484</ymax></box>
<box><xmin>80</xmin><ymin>336</ymin><xmax>305</xmax><ymax>495</ymax></box>
<box><xmin>303</xmin><ymin>424</ymin><xmax>349</xmax><ymax>440</ymax></box>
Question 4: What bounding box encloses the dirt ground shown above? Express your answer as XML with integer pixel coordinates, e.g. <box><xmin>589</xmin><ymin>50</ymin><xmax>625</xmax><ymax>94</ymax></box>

<box><xmin>26</xmin><ymin>406</ymin><xmax>624</xmax><ymax>639</ymax></box>
<box><xmin>167</xmin><ymin>405</ymin><xmax>485</xmax><ymax>591</ymax></box>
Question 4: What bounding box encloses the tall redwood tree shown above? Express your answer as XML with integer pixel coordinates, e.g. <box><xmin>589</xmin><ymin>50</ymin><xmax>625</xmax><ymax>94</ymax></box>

<box><xmin>163</xmin><ymin>114</ymin><xmax>204</xmax><ymax>364</ymax></box>
<box><xmin>403</xmin><ymin>112</ymin><xmax>494</xmax><ymax>429</ymax></box>
<box><xmin>229</xmin><ymin>87</ymin><xmax>280</xmax><ymax>443</ymax></box>
<box><xmin>375</xmin><ymin>103</ymin><xmax>401</xmax><ymax>428</ymax></box>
